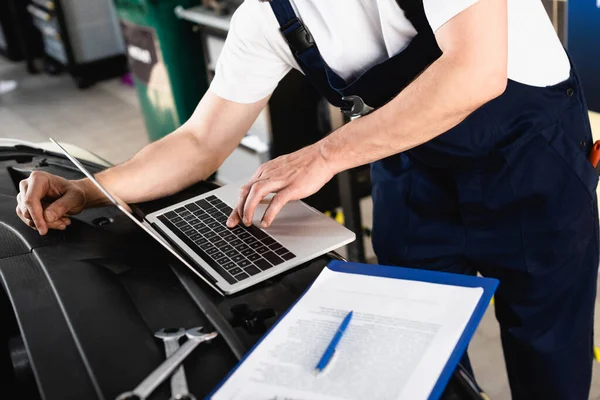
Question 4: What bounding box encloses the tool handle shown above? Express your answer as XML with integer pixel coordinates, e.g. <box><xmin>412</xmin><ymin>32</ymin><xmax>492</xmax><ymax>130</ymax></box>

<box><xmin>134</xmin><ymin>332</ymin><xmax>218</xmax><ymax>398</ymax></box>
<box><xmin>588</xmin><ymin>141</ymin><xmax>600</xmax><ymax>169</ymax></box>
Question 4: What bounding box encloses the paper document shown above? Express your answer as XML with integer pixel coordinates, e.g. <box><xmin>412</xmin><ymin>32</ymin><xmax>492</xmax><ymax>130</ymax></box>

<box><xmin>212</xmin><ymin>267</ymin><xmax>483</xmax><ymax>400</ymax></box>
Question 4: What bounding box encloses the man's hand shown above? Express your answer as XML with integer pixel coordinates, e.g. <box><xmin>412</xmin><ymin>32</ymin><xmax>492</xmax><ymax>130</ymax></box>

<box><xmin>16</xmin><ymin>171</ymin><xmax>88</xmax><ymax>235</ymax></box>
<box><xmin>227</xmin><ymin>143</ymin><xmax>336</xmax><ymax>228</ymax></box>
<box><xmin>227</xmin><ymin>0</ymin><xmax>507</xmax><ymax>228</ymax></box>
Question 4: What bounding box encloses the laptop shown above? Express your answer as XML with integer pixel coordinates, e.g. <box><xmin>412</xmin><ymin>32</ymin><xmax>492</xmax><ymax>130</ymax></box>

<box><xmin>50</xmin><ymin>138</ymin><xmax>355</xmax><ymax>295</ymax></box>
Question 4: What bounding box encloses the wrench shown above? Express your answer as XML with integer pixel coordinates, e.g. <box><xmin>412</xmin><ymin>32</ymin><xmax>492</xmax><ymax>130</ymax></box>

<box><xmin>116</xmin><ymin>328</ymin><xmax>218</xmax><ymax>400</ymax></box>
<box><xmin>154</xmin><ymin>328</ymin><xmax>195</xmax><ymax>400</ymax></box>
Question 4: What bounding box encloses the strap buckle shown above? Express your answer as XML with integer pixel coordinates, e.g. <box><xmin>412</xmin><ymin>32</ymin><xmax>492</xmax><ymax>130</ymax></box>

<box><xmin>281</xmin><ymin>18</ymin><xmax>315</xmax><ymax>53</ymax></box>
<box><xmin>341</xmin><ymin>95</ymin><xmax>374</xmax><ymax>119</ymax></box>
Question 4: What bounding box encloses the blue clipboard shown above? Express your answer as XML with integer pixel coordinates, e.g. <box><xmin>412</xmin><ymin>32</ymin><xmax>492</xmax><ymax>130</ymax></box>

<box><xmin>209</xmin><ymin>260</ymin><xmax>499</xmax><ymax>400</ymax></box>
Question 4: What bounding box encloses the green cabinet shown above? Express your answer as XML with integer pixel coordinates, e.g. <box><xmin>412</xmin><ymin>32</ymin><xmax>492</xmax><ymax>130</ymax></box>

<box><xmin>114</xmin><ymin>0</ymin><xmax>208</xmax><ymax>141</ymax></box>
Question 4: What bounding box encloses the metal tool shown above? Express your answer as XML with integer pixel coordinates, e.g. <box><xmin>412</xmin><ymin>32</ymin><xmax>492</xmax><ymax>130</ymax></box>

<box><xmin>154</xmin><ymin>328</ymin><xmax>196</xmax><ymax>400</ymax></box>
<box><xmin>116</xmin><ymin>328</ymin><xmax>218</xmax><ymax>400</ymax></box>
<box><xmin>341</xmin><ymin>95</ymin><xmax>375</xmax><ymax>119</ymax></box>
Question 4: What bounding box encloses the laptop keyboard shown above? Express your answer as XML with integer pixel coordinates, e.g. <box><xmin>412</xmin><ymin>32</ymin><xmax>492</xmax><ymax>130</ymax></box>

<box><xmin>157</xmin><ymin>195</ymin><xmax>296</xmax><ymax>285</ymax></box>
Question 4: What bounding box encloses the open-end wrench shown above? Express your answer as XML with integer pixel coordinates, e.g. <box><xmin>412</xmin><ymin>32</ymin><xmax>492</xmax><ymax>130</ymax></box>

<box><xmin>116</xmin><ymin>328</ymin><xmax>218</xmax><ymax>400</ymax></box>
<box><xmin>154</xmin><ymin>328</ymin><xmax>195</xmax><ymax>400</ymax></box>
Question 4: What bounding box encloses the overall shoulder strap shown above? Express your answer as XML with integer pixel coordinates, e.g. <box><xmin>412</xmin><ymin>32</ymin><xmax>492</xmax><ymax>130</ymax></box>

<box><xmin>266</xmin><ymin>0</ymin><xmax>347</xmax><ymax>108</ymax></box>
<box><xmin>395</xmin><ymin>0</ymin><xmax>434</xmax><ymax>35</ymax></box>
<box><xmin>266</xmin><ymin>0</ymin><xmax>442</xmax><ymax>113</ymax></box>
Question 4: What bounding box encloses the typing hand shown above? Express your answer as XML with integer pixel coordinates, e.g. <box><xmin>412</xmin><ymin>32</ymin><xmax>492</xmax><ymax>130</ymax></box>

<box><xmin>227</xmin><ymin>143</ymin><xmax>336</xmax><ymax>228</ymax></box>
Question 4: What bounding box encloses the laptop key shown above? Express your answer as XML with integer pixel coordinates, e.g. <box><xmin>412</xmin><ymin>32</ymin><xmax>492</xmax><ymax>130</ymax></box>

<box><xmin>244</xmin><ymin>265</ymin><xmax>260</xmax><ymax>276</ymax></box>
<box><xmin>174</xmin><ymin>207</ymin><xmax>186</xmax><ymax>214</ymax></box>
<box><xmin>247</xmin><ymin>225</ymin><xmax>268</xmax><ymax>240</ymax></box>
<box><xmin>175</xmin><ymin>221</ymin><xmax>188</xmax><ymax>228</ymax></box>
<box><xmin>206</xmin><ymin>195</ymin><xmax>218</xmax><ymax>203</ymax></box>
<box><xmin>262</xmin><ymin>251</ymin><xmax>284</xmax><ymax>266</ymax></box>
<box><xmin>207</xmin><ymin>209</ymin><xmax>221</xmax><ymax>216</ymax></box>
<box><xmin>241</xmin><ymin>249</ymin><xmax>254</xmax><ymax>257</ymax></box>
<box><xmin>180</xmin><ymin>226</ymin><xmax>194</xmax><ymax>234</ymax></box>
<box><xmin>231</xmin><ymin>254</ymin><xmax>245</xmax><ymax>263</ymax></box>
<box><xmin>243</xmin><ymin>236</ymin><xmax>257</xmax><ymax>245</ymax></box>
<box><xmin>221</xmin><ymin>261</ymin><xmax>236</xmax><ymax>270</ymax></box>
<box><xmin>199</xmin><ymin>214</ymin><xmax>213</xmax><ymax>221</ymax></box>
<box><xmin>220</xmin><ymin>244</ymin><xmax>234</xmax><ymax>253</ymax></box>
<box><xmin>281</xmin><ymin>252</ymin><xmax>296</xmax><ymax>261</ymax></box>
<box><xmin>238</xmin><ymin>232</ymin><xmax>251</xmax><ymax>240</ymax></box>
<box><xmin>230</xmin><ymin>239</ymin><xmax>243</xmax><ymax>247</ymax></box>
<box><xmin>198</xmin><ymin>226</ymin><xmax>211</xmax><ymax>235</ymax></box>
<box><xmin>249</xmin><ymin>241</ymin><xmax>262</xmax><ymax>250</ymax></box>
<box><xmin>225</xmin><ymin>249</ymin><xmax>239</xmax><ymax>258</ymax></box>
<box><xmin>254</xmin><ymin>258</ymin><xmax>272</xmax><ymax>271</ymax></box>
<box><xmin>207</xmin><ymin>221</ymin><xmax>220</xmax><ymax>229</ymax></box>
<box><xmin>185</xmin><ymin>203</ymin><xmax>199</xmax><ymax>212</ymax></box>
<box><xmin>236</xmin><ymin>259</ymin><xmax>251</xmax><ymax>268</ymax></box>
<box><xmin>213</xmin><ymin>251</ymin><xmax>226</xmax><ymax>263</ymax></box>
<box><xmin>169</xmin><ymin>216</ymin><xmax>183</xmax><ymax>224</ymax></box>
<box><xmin>248</xmin><ymin>253</ymin><xmax>261</xmax><ymax>262</ymax></box>
<box><xmin>213</xmin><ymin>239</ymin><xmax>227</xmax><ymax>248</ymax></box>
<box><xmin>255</xmin><ymin>245</ymin><xmax>269</xmax><ymax>254</ymax></box>
<box><xmin>214</xmin><ymin>225</ymin><xmax>228</xmax><ymax>234</ymax></box>
<box><xmin>204</xmin><ymin>231</ymin><xmax>218</xmax><ymax>240</ymax></box>
<box><xmin>234</xmin><ymin>272</ymin><xmax>250</xmax><ymax>281</ymax></box>
<box><xmin>206</xmin><ymin>247</ymin><xmax>219</xmax><ymax>256</ymax></box>
<box><xmin>194</xmin><ymin>237</ymin><xmax>208</xmax><ymax>246</ymax></box>
<box><xmin>165</xmin><ymin>211</ymin><xmax>177</xmax><ymax>219</ymax></box>
<box><xmin>214</xmin><ymin>213</ymin><xmax>228</xmax><ymax>221</ymax></box>
<box><xmin>261</xmin><ymin>236</ymin><xmax>277</xmax><ymax>246</ymax></box>
<box><xmin>200</xmin><ymin>243</ymin><xmax>213</xmax><ymax>251</ymax></box>
<box><xmin>220</xmin><ymin>205</ymin><xmax>233</xmax><ymax>214</ymax></box>
<box><xmin>235</xmin><ymin>243</ymin><xmax>249</xmax><ymax>252</ymax></box>
<box><xmin>222</xmin><ymin>233</ymin><xmax>236</xmax><ymax>241</ymax></box>
<box><xmin>228</xmin><ymin>267</ymin><xmax>242</xmax><ymax>276</ymax></box>
<box><xmin>195</xmin><ymin>199</ymin><xmax>211</xmax><ymax>209</ymax></box>
<box><xmin>231</xmin><ymin>227</ymin><xmax>244</xmax><ymax>235</ymax></box>
<box><xmin>269</xmin><ymin>242</ymin><xmax>283</xmax><ymax>251</ymax></box>
<box><xmin>189</xmin><ymin>233</ymin><xmax>202</xmax><ymax>241</ymax></box>
<box><xmin>274</xmin><ymin>247</ymin><xmax>288</xmax><ymax>256</ymax></box>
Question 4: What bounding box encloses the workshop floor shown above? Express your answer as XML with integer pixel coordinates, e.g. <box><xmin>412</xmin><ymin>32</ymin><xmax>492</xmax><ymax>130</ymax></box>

<box><xmin>3</xmin><ymin>57</ymin><xmax>600</xmax><ymax>399</ymax></box>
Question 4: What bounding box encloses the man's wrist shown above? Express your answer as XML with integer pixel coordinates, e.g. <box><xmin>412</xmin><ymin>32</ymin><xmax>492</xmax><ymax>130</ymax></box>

<box><xmin>75</xmin><ymin>178</ymin><xmax>110</xmax><ymax>208</ymax></box>
<box><xmin>318</xmin><ymin>132</ymin><xmax>347</xmax><ymax>175</ymax></box>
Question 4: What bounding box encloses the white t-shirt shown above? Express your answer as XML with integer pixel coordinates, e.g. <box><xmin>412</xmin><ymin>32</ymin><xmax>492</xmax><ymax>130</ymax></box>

<box><xmin>210</xmin><ymin>0</ymin><xmax>570</xmax><ymax>104</ymax></box>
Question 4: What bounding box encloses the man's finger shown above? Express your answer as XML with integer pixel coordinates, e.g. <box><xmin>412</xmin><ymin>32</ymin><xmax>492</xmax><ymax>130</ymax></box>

<box><xmin>43</xmin><ymin>191</ymin><xmax>80</xmax><ymax>223</ymax></box>
<box><xmin>15</xmin><ymin>205</ymin><xmax>35</xmax><ymax>229</ymax></box>
<box><xmin>22</xmin><ymin>174</ymin><xmax>49</xmax><ymax>235</ymax></box>
<box><xmin>24</xmin><ymin>195</ymin><xmax>48</xmax><ymax>234</ymax></box>
<box><xmin>261</xmin><ymin>190</ymin><xmax>293</xmax><ymax>228</ymax></box>
<box><xmin>46</xmin><ymin>217</ymin><xmax>71</xmax><ymax>230</ymax></box>
<box><xmin>243</xmin><ymin>180</ymin><xmax>286</xmax><ymax>227</ymax></box>
<box><xmin>227</xmin><ymin>184</ymin><xmax>251</xmax><ymax>227</ymax></box>
<box><xmin>18</xmin><ymin>179</ymin><xmax>28</xmax><ymax>194</ymax></box>
<box><xmin>22</xmin><ymin>216</ymin><xmax>37</xmax><ymax>230</ymax></box>
<box><xmin>16</xmin><ymin>192</ymin><xmax>32</xmax><ymax>219</ymax></box>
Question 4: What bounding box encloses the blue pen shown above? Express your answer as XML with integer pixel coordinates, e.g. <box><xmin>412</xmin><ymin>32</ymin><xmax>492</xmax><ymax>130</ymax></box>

<box><xmin>315</xmin><ymin>310</ymin><xmax>353</xmax><ymax>373</ymax></box>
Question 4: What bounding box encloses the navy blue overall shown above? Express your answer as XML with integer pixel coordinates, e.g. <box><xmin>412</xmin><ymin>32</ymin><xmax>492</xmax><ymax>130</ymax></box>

<box><xmin>269</xmin><ymin>0</ymin><xmax>599</xmax><ymax>398</ymax></box>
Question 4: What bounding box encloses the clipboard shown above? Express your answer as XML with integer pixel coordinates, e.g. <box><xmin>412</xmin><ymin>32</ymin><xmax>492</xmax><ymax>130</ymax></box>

<box><xmin>210</xmin><ymin>260</ymin><xmax>499</xmax><ymax>400</ymax></box>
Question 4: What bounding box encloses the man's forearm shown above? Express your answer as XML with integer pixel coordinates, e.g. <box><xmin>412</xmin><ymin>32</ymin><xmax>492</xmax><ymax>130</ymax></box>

<box><xmin>320</xmin><ymin>53</ymin><xmax>507</xmax><ymax>174</ymax></box>
<box><xmin>82</xmin><ymin>129</ymin><xmax>219</xmax><ymax>206</ymax></box>
<box><xmin>80</xmin><ymin>91</ymin><xmax>269</xmax><ymax>207</ymax></box>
